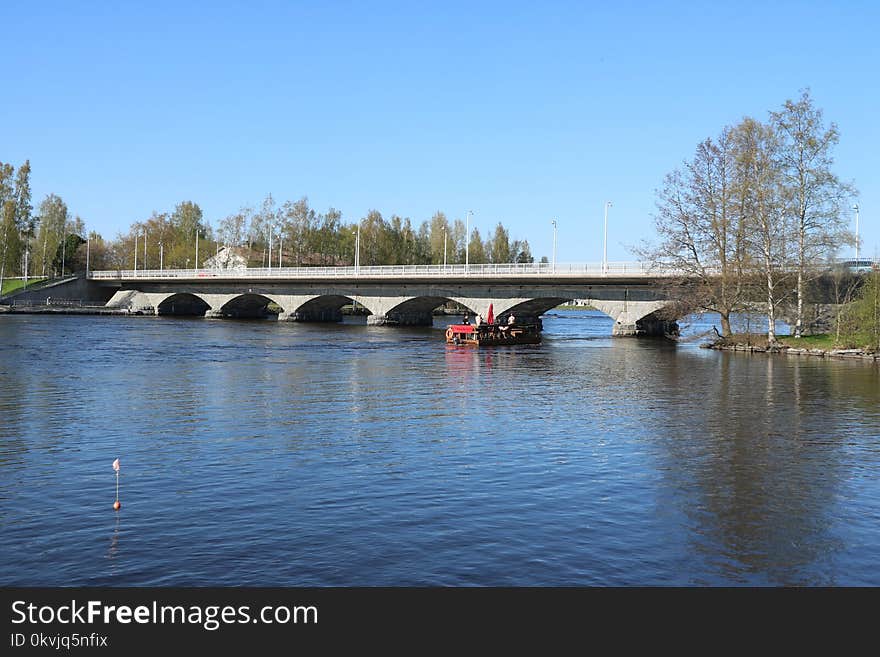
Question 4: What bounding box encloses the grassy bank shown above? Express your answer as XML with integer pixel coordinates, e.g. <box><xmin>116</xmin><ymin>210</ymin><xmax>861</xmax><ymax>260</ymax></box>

<box><xmin>1</xmin><ymin>278</ymin><xmax>47</xmax><ymax>296</ymax></box>
<box><xmin>720</xmin><ymin>333</ymin><xmax>837</xmax><ymax>349</ymax></box>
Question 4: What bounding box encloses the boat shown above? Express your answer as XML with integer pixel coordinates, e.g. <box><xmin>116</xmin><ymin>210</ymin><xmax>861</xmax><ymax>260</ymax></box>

<box><xmin>445</xmin><ymin>322</ymin><xmax>541</xmax><ymax>346</ymax></box>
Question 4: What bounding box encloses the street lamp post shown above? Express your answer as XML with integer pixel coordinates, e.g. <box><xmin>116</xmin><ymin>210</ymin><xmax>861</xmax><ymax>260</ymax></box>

<box><xmin>853</xmin><ymin>204</ymin><xmax>860</xmax><ymax>261</ymax></box>
<box><xmin>603</xmin><ymin>201</ymin><xmax>612</xmax><ymax>276</ymax></box>
<box><xmin>465</xmin><ymin>210</ymin><xmax>474</xmax><ymax>268</ymax></box>
<box><xmin>61</xmin><ymin>223</ymin><xmax>67</xmax><ymax>276</ymax></box>
<box><xmin>268</xmin><ymin>231</ymin><xmax>273</xmax><ymax>270</ymax></box>
<box><xmin>159</xmin><ymin>241</ymin><xmax>163</xmax><ymax>271</ymax></box>
<box><xmin>551</xmin><ymin>219</ymin><xmax>558</xmax><ymax>272</ymax></box>
<box><xmin>85</xmin><ymin>233</ymin><xmax>89</xmax><ymax>277</ymax></box>
<box><xmin>133</xmin><ymin>230</ymin><xmax>137</xmax><ymax>274</ymax></box>
<box><xmin>195</xmin><ymin>230</ymin><xmax>200</xmax><ymax>272</ymax></box>
<box><xmin>143</xmin><ymin>230</ymin><xmax>147</xmax><ymax>270</ymax></box>
<box><xmin>443</xmin><ymin>227</ymin><xmax>447</xmax><ymax>270</ymax></box>
<box><xmin>354</xmin><ymin>223</ymin><xmax>361</xmax><ymax>275</ymax></box>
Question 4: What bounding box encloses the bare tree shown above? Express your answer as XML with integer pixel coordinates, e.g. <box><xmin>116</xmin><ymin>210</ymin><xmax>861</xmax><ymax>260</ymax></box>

<box><xmin>645</xmin><ymin>127</ymin><xmax>749</xmax><ymax>336</ymax></box>
<box><xmin>771</xmin><ymin>89</ymin><xmax>854</xmax><ymax>337</ymax></box>
<box><xmin>733</xmin><ymin>117</ymin><xmax>791</xmax><ymax>343</ymax></box>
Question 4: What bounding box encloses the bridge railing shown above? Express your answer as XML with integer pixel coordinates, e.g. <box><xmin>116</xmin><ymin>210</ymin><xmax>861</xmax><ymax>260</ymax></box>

<box><xmin>87</xmin><ymin>261</ymin><xmax>686</xmax><ymax>280</ymax></box>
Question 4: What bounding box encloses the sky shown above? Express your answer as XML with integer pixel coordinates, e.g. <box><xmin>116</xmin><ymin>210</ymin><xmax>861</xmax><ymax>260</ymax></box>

<box><xmin>2</xmin><ymin>0</ymin><xmax>878</xmax><ymax>263</ymax></box>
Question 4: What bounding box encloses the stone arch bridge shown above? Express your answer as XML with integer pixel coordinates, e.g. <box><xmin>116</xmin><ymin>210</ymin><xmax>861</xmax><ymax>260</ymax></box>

<box><xmin>92</xmin><ymin>263</ymin><xmax>683</xmax><ymax>336</ymax></box>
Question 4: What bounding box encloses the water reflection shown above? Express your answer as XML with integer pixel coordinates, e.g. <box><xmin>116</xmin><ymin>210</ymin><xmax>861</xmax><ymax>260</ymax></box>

<box><xmin>0</xmin><ymin>312</ymin><xmax>877</xmax><ymax>585</ymax></box>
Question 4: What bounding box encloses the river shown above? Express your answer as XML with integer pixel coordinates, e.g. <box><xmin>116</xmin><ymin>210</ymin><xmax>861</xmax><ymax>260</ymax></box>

<box><xmin>0</xmin><ymin>311</ymin><xmax>878</xmax><ymax>585</ymax></box>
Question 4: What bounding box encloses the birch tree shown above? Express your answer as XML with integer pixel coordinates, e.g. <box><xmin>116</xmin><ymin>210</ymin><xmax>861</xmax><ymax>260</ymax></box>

<box><xmin>734</xmin><ymin>117</ymin><xmax>790</xmax><ymax>343</ymax></box>
<box><xmin>647</xmin><ymin>127</ymin><xmax>749</xmax><ymax>336</ymax></box>
<box><xmin>770</xmin><ymin>90</ymin><xmax>854</xmax><ymax>337</ymax></box>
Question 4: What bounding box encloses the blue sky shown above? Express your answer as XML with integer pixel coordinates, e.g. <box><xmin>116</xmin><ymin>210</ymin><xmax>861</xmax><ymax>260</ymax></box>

<box><xmin>3</xmin><ymin>0</ymin><xmax>877</xmax><ymax>262</ymax></box>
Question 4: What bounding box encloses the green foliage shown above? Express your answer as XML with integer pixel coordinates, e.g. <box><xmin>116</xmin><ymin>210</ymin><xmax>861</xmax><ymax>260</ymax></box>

<box><xmin>14</xmin><ymin>160</ymin><xmax>33</xmax><ymax>235</ymax></box>
<box><xmin>1</xmin><ymin>277</ymin><xmax>46</xmax><ymax>295</ymax></box>
<box><xmin>35</xmin><ymin>194</ymin><xmax>70</xmax><ymax>276</ymax></box>
<box><xmin>1</xmin><ymin>200</ymin><xmax>22</xmax><ymax>282</ymax></box>
<box><xmin>467</xmin><ymin>227</ymin><xmax>487</xmax><ymax>264</ymax></box>
<box><xmin>839</xmin><ymin>272</ymin><xmax>880</xmax><ymax>350</ymax></box>
<box><xmin>53</xmin><ymin>233</ymin><xmax>86</xmax><ymax>274</ymax></box>
<box><xmin>489</xmin><ymin>223</ymin><xmax>511</xmax><ymax>263</ymax></box>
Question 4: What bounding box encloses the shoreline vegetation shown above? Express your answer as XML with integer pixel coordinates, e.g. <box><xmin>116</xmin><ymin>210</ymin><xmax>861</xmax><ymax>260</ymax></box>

<box><xmin>0</xmin><ymin>277</ymin><xmax>46</xmax><ymax>296</ymax></box>
<box><xmin>704</xmin><ymin>333</ymin><xmax>878</xmax><ymax>362</ymax></box>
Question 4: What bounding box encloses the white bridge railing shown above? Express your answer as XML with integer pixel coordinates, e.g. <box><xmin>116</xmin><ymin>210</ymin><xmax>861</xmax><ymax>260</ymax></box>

<box><xmin>88</xmin><ymin>261</ymin><xmax>685</xmax><ymax>280</ymax></box>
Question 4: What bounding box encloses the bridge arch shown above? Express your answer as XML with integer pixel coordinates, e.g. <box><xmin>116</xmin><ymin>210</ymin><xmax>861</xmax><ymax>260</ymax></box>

<box><xmin>369</xmin><ymin>295</ymin><xmax>467</xmax><ymax>326</ymax></box>
<box><xmin>217</xmin><ymin>293</ymin><xmax>282</xmax><ymax>319</ymax></box>
<box><xmin>292</xmin><ymin>294</ymin><xmax>372</xmax><ymax>322</ymax></box>
<box><xmin>156</xmin><ymin>293</ymin><xmax>212</xmax><ymax>316</ymax></box>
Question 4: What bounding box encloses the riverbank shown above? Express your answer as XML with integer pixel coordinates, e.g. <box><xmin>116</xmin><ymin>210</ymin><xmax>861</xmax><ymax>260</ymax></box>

<box><xmin>703</xmin><ymin>334</ymin><xmax>878</xmax><ymax>362</ymax></box>
<box><xmin>0</xmin><ymin>304</ymin><xmax>133</xmax><ymax>316</ymax></box>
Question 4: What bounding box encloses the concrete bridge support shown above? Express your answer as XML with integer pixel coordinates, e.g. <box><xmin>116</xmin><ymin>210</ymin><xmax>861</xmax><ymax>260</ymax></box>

<box><xmin>364</xmin><ymin>296</ymin><xmax>434</xmax><ymax>326</ymax></box>
<box><xmin>589</xmin><ymin>300</ymin><xmax>677</xmax><ymax>337</ymax></box>
<box><xmin>100</xmin><ymin>281</ymin><xmax>677</xmax><ymax>337</ymax></box>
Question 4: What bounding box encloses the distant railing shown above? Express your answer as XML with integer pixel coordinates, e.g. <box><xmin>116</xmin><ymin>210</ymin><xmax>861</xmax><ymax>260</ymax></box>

<box><xmin>88</xmin><ymin>262</ymin><xmax>684</xmax><ymax>280</ymax></box>
<box><xmin>12</xmin><ymin>298</ymin><xmax>83</xmax><ymax>307</ymax></box>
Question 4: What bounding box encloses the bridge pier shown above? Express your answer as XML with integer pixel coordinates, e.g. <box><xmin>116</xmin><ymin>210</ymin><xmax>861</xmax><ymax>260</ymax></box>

<box><xmin>290</xmin><ymin>308</ymin><xmax>344</xmax><ymax>322</ymax></box>
<box><xmin>367</xmin><ymin>310</ymin><xmax>434</xmax><ymax>326</ymax></box>
<box><xmin>612</xmin><ymin>316</ymin><xmax>679</xmax><ymax>337</ymax></box>
<box><xmin>589</xmin><ymin>299</ymin><xmax>677</xmax><ymax>337</ymax></box>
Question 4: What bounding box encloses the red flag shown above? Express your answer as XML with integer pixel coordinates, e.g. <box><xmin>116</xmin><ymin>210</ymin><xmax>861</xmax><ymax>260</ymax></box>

<box><xmin>112</xmin><ymin>458</ymin><xmax>120</xmax><ymax>472</ymax></box>
<box><xmin>487</xmin><ymin>303</ymin><xmax>494</xmax><ymax>325</ymax></box>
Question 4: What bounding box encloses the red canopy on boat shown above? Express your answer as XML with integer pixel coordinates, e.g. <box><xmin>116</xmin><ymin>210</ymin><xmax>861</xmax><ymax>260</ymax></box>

<box><xmin>487</xmin><ymin>303</ymin><xmax>494</xmax><ymax>325</ymax></box>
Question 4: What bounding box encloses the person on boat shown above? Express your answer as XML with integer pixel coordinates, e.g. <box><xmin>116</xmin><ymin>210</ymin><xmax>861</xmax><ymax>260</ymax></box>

<box><xmin>476</xmin><ymin>314</ymin><xmax>484</xmax><ymax>326</ymax></box>
<box><xmin>462</xmin><ymin>314</ymin><xmax>470</xmax><ymax>325</ymax></box>
<box><xmin>507</xmin><ymin>314</ymin><xmax>515</xmax><ymax>326</ymax></box>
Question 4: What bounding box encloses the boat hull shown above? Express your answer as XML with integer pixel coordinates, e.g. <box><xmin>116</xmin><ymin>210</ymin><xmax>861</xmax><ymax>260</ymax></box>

<box><xmin>445</xmin><ymin>324</ymin><xmax>541</xmax><ymax>346</ymax></box>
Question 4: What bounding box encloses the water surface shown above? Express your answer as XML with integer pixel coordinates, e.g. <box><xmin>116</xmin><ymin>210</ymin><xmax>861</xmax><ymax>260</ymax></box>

<box><xmin>1</xmin><ymin>311</ymin><xmax>878</xmax><ymax>585</ymax></box>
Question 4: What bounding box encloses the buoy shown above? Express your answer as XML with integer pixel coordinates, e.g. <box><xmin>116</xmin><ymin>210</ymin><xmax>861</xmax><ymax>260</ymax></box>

<box><xmin>446</xmin><ymin>328</ymin><xmax>454</xmax><ymax>341</ymax></box>
<box><xmin>112</xmin><ymin>458</ymin><xmax>121</xmax><ymax>511</ymax></box>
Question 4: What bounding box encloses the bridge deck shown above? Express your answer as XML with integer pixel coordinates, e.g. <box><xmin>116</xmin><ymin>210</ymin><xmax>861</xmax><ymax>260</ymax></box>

<box><xmin>88</xmin><ymin>262</ymin><xmax>683</xmax><ymax>282</ymax></box>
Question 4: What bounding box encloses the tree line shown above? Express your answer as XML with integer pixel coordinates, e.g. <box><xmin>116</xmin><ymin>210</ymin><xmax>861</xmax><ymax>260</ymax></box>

<box><xmin>0</xmin><ymin>162</ymin><xmax>538</xmax><ymax>286</ymax></box>
<box><xmin>644</xmin><ymin>90</ymin><xmax>859</xmax><ymax>341</ymax></box>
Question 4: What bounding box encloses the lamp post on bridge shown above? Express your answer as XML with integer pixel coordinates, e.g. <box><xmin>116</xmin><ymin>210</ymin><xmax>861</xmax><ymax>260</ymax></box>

<box><xmin>853</xmin><ymin>203</ymin><xmax>860</xmax><ymax>261</ymax></box>
<box><xmin>195</xmin><ymin>230</ymin><xmax>201</xmax><ymax>273</ymax></box>
<box><xmin>143</xmin><ymin>229</ymin><xmax>147</xmax><ymax>271</ymax></box>
<box><xmin>133</xmin><ymin>229</ymin><xmax>137</xmax><ymax>275</ymax></box>
<box><xmin>465</xmin><ymin>210</ymin><xmax>474</xmax><ymax>270</ymax></box>
<box><xmin>602</xmin><ymin>201</ymin><xmax>612</xmax><ymax>276</ymax></box>
<box><xmin>551</xmin><ymin>219</ymin><xmax>557</xmax><ymax>273</ymax></box>
<box><xmin>354</xmin><ymin>223</ymin><xmax>361</xmax><ymax>275</ymax></box>
<box><xmin>443</xmin><ymin>227</ymin><xmax>447</xmax><ymax>270</ymax></box>
<box><xmin>159</xmin><ymin>241</ymin><xmax>163</xmax><ymax>271</ymax></box>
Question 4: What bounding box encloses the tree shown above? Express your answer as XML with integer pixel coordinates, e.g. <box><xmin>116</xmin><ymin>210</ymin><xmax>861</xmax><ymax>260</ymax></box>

<box><xmin>489</xmin><ymin>222</ymin><xmax>511</xmax><ymax>263</ymax></box>
<box><xmin>35</xmin><ymin>194</ymin><xmax>69</xmax><ymax>276</ymax></box>
<box><xmin>13</xmin><ymin>161</ymin><xmax>33</xmax><ymax>278</ymax></box>
<box><xmin>771</xmin><ymin>90</ymin><xmax>854</xmax><ymax>337</ymax></box>
<box><xmin>0</xmin><ymin>201</ymin><xmax>21</xmax><ymax>292</ymax></box>
<box><xmin>428</xmin><ymin>211</ymin><xmax>450</xmax><ymax>265</ymax></box>
<box><xmin>54</xmin><ymin>233</ymin><xmax>86</xmax><ymax>274</ymax></box>
<box><xmin>513</xmin><ymin>239</ymin><xmax>534</xmax><ymax>263</ymax></box>
<box><xmin>468</xmin><ymin>227</ymin><xmax>487</xmax><ymax>264</ymax></box>
<box><xmin>0</xmin><ymin>163</ymin><xmax>17</xmax><ymax>286</ymax></box>
<box><xmin>646</xmin><ymin>127</ymin><xmax>750</xmax><ymax>337</ymax></box>
<box><xmin>734</xmin><ymin>117</ymin><xmax>790</xmax><ymax>343</ymax></box>
<box><xmin>14</xmin><ymin>160</ymin><xmax>33</xmax><ymax>234</ymax></box>
<box><xmin>840</xmin><ymin>272</ymin><xmax>880</xmax><ymax>350</ymax></box>
<box><xmin>170</xmin><ymin>201</ymin><xmax>209</xmax><ymax>268</ymax></box>
<box><xmin>217</xmin><ymin>210</ymin><xmax>247</xmax><ymax>248</ymax></box>
<box><xmin>451</xmin><ymin>218</ymin><xmax>466</xmax><ymax>263</ymax></box>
